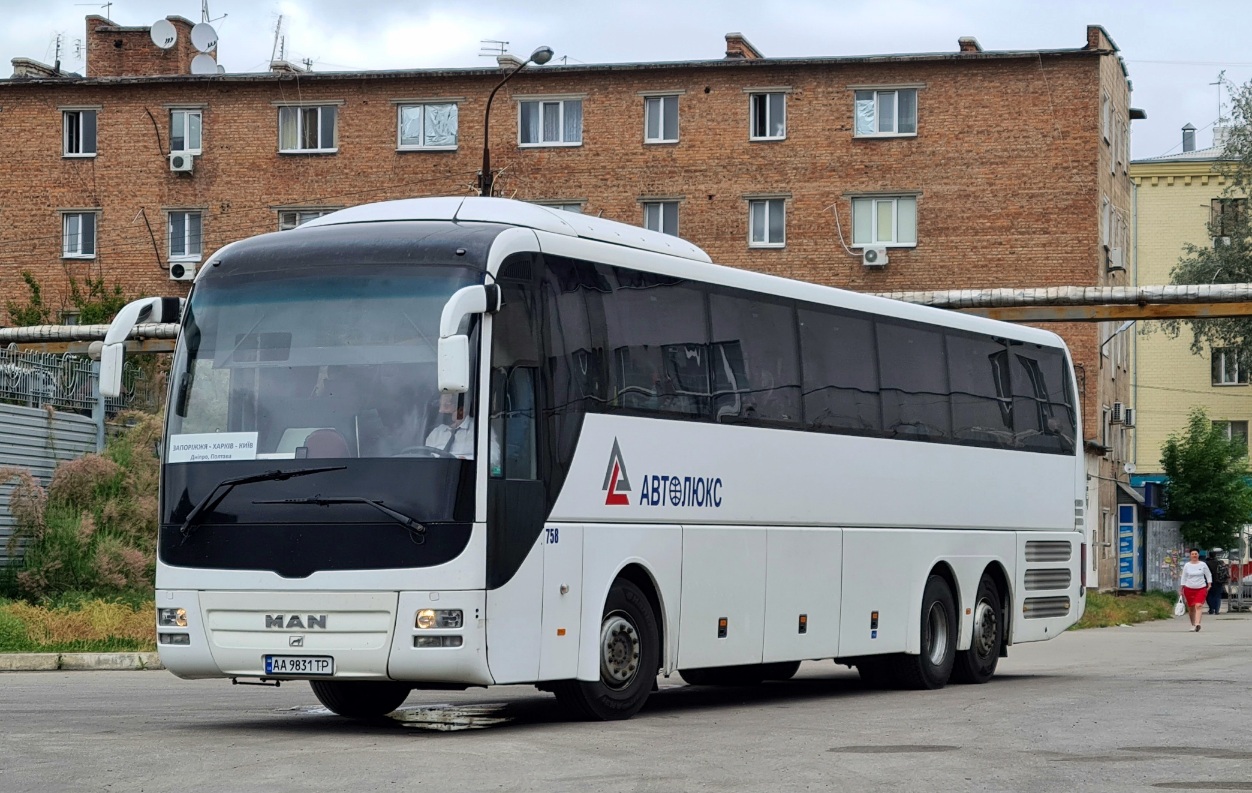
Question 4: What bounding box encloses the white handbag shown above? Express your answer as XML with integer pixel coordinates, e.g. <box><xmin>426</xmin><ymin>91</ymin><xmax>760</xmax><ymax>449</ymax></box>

<box><xmin>1174</xmin><ymin>596</ymin><xmax>1186</xmax><ymax>617</ymax></box>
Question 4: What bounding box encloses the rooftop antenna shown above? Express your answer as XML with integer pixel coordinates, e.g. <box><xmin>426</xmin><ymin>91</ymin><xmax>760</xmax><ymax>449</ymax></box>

<box><xmin>302</xmin><ymin>57</ymin><xmax>314</xmax><ymax>72</ymax></box>
<box><xmin>75</xmin><ymin>1</ymin><xmax>114</xmax><ymax>19</ymax></box>
<box><xmin>479</xmin><ymin>40</ymin><xmax>508</xmax><ymax>58</ymax></box>
<box><xmin>1210</xmin><ymin>76</ymin><xmax>1225</xmax><ymax>125</ymax></box>
<box><xmin>200</xmin><ymin>1</ymin><xmax>228</xmax><ymax>24</ymax></box>
<box><xmin>270</xmin><ymin>15</ymin><xmax>284</xmax><ymax>63</ymax></box>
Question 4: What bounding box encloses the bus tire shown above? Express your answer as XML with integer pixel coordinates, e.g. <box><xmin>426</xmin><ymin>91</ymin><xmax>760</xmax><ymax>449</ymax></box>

<box><xmin>309</xmin><ymin>680</ymin><xmax>411</xmax><ymax>719</ymax></box>
<box><xmin>951</xmin><ymin>575</ymin><xmax>1004</xmax><ymax>684</ymax></box>
<box><xmin>855</xmin><ymin>658</ymin><xmax>897</xmax><ymax>689</ymax></box>
<box><xmin>761</xmin><ymin>661</ymin><xmax>802</xmax><ymax>681</ymax></box>
<box><xmin>554</xmin><ymin>579</ymin><xmax>659</xmax><ymax>721</ymax></box>
<box><xmin>895</xmin><ymin>574</ymin><xmax>957</xmax><ymax>690</ymax></box>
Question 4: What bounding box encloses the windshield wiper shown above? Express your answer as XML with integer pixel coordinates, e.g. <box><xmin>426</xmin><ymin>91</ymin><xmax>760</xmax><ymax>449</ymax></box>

<box><xmin>251</xmin><ymin>496</ymin><xmax>427</xmax><ymax>543</ymax></box>
<box><xmin>179</xmin><ymin>466</ymin><xmax>346</xmax><ymax>544</ymax></box>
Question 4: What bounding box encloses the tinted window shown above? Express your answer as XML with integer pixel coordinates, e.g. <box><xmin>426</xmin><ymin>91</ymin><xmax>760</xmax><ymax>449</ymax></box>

<box><xmin>946</xmin><ymin>332</ymin><xmax>1012</xmax><ymax>447</ymax></box>
<box><xmin>1010</xmin><ymin>342</ymin><xmax>1077</xmax><ymax>453</ymax></box>
<box><xmin>709</xmin><ymin>291</ymin><xmax>801</xmax><ymax>425</ymax></box>
<box><xmin>877</xmin><ymin>320</ymin><xmax>950</xmax><ymax>440</ymax></box>
<box><xmin>798</xmin><ymin>306</ymin><xmax>881</xmax><ymax>434</ymax></box>
<box><xmin>603</xmin><ymin>268</ymin><xmax>709</xmax><ymax>418</ymax></box>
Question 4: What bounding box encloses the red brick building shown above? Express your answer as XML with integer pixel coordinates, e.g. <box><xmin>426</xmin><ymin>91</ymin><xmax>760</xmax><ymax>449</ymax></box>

<box><xmin>0</xmin><ymin>17</ymin><xmax>1136</xmax><ymax>585</ymax></box>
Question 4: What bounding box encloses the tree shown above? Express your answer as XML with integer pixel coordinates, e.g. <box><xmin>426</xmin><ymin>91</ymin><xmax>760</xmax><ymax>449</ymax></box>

<box><xmin>1159</xmin><ymin>407</ymin><xmax>1252</xmax><ymax>550</ymax></box>
<box><xmin>1162</xmin><ymin>75</ymin><xmax>1252</xmax><ymax>356</ymax></box>
<box><xmin>2</xmin><ymin>271</ymin><xmax>128</xmax><ymax>327</ymax></box>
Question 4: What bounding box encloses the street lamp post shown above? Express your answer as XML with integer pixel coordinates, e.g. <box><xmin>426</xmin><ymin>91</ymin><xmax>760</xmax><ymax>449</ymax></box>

<box><xmin>479</xmin><ymin>45</ymin><xmax>554</xmax><ymax>197</ymax></box>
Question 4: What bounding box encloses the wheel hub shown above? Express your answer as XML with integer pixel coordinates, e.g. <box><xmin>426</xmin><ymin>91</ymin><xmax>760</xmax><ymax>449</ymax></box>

<box><xmin>600</xmin><ymin>613</ymin><xmax>641</xmax><ymax>689</ymax></box>
<box><xmin>972</xmin><ymin>600</ymin><xmax>997</xmax><ymax>658</ymax></box>
<box><xmin>926</xmin><ymin>602</ymin><xmax>950</xmax><ymax>666</ymax></box>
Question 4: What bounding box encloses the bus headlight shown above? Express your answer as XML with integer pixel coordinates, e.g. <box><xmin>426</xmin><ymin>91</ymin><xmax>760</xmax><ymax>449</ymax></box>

<box><xmin>158</xmin><ymin>608</ymin><xmax>187</xmax><ymax>627</ymax></box>
<box><xmin>416</xmin><ymin>609</ymin><xmax>462</xmax><ymax>630</ymax></box>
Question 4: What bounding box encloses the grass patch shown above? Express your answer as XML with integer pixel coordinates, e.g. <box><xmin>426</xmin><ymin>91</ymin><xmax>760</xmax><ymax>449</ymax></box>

<box><xmin>0</xmin><ymin>597</ymin><xmax>155</xmax><ymax>653</ymax></box>
<box><xmin>1073</xmin><ymin>590</ymin><xmax>1177</xmax><ymax>629</ymax></box>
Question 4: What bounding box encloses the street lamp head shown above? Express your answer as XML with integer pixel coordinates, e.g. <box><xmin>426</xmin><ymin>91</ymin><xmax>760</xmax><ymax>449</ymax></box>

<box><xmin>529</xmin><ymin>46</ymin><xmax>554</xmax><ymax>66</ymax></box>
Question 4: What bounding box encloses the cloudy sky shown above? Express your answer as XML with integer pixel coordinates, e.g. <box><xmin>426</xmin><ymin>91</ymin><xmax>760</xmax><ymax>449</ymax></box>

<box><xmin>5</xmin><ymin>0</ymin><xmax>1250</xmax><ymax>159</ymax></box>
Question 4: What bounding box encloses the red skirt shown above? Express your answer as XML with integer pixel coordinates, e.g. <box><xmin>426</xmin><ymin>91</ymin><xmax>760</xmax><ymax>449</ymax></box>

<box><xmin>1183</xmin><ymin>586</ymin><xmax>1209</xmax><ymax>607</ymax></box>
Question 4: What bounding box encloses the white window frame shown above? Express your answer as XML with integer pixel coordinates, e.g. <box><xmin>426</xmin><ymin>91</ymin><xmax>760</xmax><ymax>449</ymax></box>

<box><xmin>643</xmin><ymin>94</ymin><xmax>679</xmax><ymax>144</ymax></box>
<box><xmin>277</xmin><ymin>104</ymin><xmax>339</xmax><ymax>154</ymax></box>
<box><xmin>1213</xmin><ymin>420</ymin><xmax>1250</xmax><ymax>447</ymax></box>
<box><xmin>1213</xmin><ymin>348</ymin><xmax>1249</xmax><ymax>386</ymax></box>
<box><xmin>170</xmin><ymin>108</ymin><xmax>202</xmax><ymax>154</ymax></box>
<box><xmin>852</xmin><ymin>87</ymin><xmax>919</xmax><ymax>137</ymax></box>
<box><xmin>277</xmin><ymin>208</ymin><xmax>338</xmax><ymax>231</ymax></box>
<box><xmin>395</xmin><ymin>101</ymin><xmax>459</xmax><ymax>151</ymax></box>
<box><xmin>748</xmin><ymin>91</ymin><xmax>787</xmax><ymax>141</ymax></box>
<box><xmin>747</xmin><ymin>197</ymin><xmax>786</xmax><ymax>248</ymax></box>
<box><xmin>851</xmin><ymin>195</ymin><xmax>918</xmax><ymax>248</ymax></box>
<box><xmin>167</xmin><ymin>210</ymin><xmax>203</xmax><ymax>261</ymax></box>
<box><xmin>1101</xmin><ymin>92</ymin><xmax>1111</xmax><ymax>142</ymax></box>
<box><xmin>61</xmin><ymin>211</ymin><xmax>98</xmax><ymax>259</ymax></box>
<box><xmin>518</xmin><ymin>97</ymin><xmax>584</xmax><ymax>147</ymax></box>
<box><xmin>642</xmin><ymin>200</ymin><xmax>680</xmax><ymax>236</ymax></box>
<box><xmin>62</xmin><ymin>108</ymin><xmax>98</xmax><ymax>158</ymax></box>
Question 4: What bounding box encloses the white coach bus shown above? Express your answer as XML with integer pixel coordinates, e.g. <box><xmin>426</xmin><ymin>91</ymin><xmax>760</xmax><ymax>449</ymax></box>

<box><xmin>103</xmin><ymin>197</ymin><xmax>1086</xmax><ymax>721</ymax></box>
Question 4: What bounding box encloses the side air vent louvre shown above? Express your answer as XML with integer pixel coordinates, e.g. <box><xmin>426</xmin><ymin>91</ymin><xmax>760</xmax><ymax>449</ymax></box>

<box><xmin>1023</xmin><ymin>596</ymin><xmax>1071</xmax><ymax>619</ymax></box>
<box><xmin>1025</xmin><ymin>540</ymin><xmax>1072</xmax><ymax>562</ymax></box>
<box><xmin>1025</xmin><ymin>569</ymin><xmax>1073</xmax><ymax>591</ymax></box>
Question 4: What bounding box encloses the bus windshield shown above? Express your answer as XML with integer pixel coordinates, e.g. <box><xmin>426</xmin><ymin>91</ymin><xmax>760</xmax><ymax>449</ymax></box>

<box><xmin>166</xmin><ymin>263</ymin><xmax>482</xmax><ymax>462</ymax></box>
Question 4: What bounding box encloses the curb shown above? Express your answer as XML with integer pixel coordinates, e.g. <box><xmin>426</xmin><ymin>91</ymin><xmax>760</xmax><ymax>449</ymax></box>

<box><xmin>0</xmin><ymin>652</ymin><xmax>163</xmax><ymax>672</ymax></box>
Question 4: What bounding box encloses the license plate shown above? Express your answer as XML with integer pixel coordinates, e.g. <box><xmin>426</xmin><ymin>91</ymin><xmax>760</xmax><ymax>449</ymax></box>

<box><xmin>264</xmin><ymin>655</ymin><xmax>334</xmax><ymax>676</ymax></box>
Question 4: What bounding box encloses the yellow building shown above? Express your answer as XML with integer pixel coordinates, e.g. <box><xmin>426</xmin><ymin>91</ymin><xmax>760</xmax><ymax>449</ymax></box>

<box><xmin>1131</xmin><ymin>125</ymin><xmax>1247</xmax><ymax>478</ymax></box>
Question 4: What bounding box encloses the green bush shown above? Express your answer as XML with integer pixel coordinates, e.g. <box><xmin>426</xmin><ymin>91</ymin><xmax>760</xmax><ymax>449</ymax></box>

<box><xmin>1</xmin><ymin>412</ymin><xmax>161</xmax><ymax>602</ymax></box>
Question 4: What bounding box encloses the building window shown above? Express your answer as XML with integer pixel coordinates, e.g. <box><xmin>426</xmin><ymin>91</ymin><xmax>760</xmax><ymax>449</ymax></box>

<box><xmin>537</xmin><ymin>202</ymin><xmax>583</xmax><ymax>214</ymax></box>
<box><xmin>168</xmin><ymin>211</ymin><xmax>203</xmax><ymax>260</ymax></box>
<box><xmin>397</xmin><ymin>102</ymin><xmax>458</xmax><ymax>150</ymax></box>
<box><xmin>852</xmin><ymin>196</ymin><xmax>917</xmax><ymax>247</ymax></box>
<box><xmin>519</xmin><ymin>99</ymin><xmax>582</xmax><ymax>146</ymax></box>
<box><xmin>1213</xmin><ymin>420</ymin><xmax>1250</xmax><ymax>448</ymax></box>
<box><xmin>748</xmin><ymin>198</ymin><xmax>785</xmax><ymax>247</ymax></box>
<box><xmin>278</xmin><ymin>106</ymin><xmax>338</xmax><ymax>153</ymax></box>
<box><xmin>278</xmin><ymin>209</ymin><xmax>336</xmax><ymax>230</ymax></box>
<box><xmin>1212</xmin><ymin>348</ymin><xmax>1249</xmax><ymax>386</ymax></box>
<box><xmin>749</xmin><ymin>92</ymin><xmax>786</xmax><ymax>140</ymax></box>
<box><xmin>644</xmin><ymin>95</ymin><xmax>679</xmax><ymax>143</ymax></box>
<box><xmin>63</xmin><ymin>109</ymin><xmax>97</xmax><ymax>157</ymax></box>
<box><xmin>1101</xmin><ymin>93</ymin><xmax>1111</xmax><ymax>142</ymax></box>
<box><xmin>854</xmin><ymin>88</ymin><xmax>917</xmax><ymax>136</ymax></box>
<box><xmin>1212</xmin><ymin>198</ymin><xmax>1247</xmax><ymax>240</ymax></box>
<box><xmin>170</xmin><ymin>109</ymin><xmax>202</xmax><ymax>154</ymax></box>
<box><xmin>62</xmin><ymin>212</ymin><xmax>97</xmax><ymax>258</ymax></box>
<box><xmin>643</xmin><ymin>201</ymin><xmax>679</xmax><ymax>236</ymax></box>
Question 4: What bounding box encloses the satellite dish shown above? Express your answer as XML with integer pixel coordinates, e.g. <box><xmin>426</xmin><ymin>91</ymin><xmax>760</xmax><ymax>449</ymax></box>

<box><xmin>190</xmin><ymin>23</ymin><xmax>218</xmax><ymax>53</ymax></box>
<box><xmin>1123</xmin><ymin>462</ymin><xmax>1136</xmax><ymax>475</ymax></box>
<box><xmin>190</xmin><ymin>54</ymin><xmax>218</xmax><ymax>75</ymax></box>
<box><xmin>150</xmin><ymin>19</ymin><xmax>177</xmax><ymax>50</ymax></box>
<box><xmin>216</xmin><ymin>64</ymin><xmax>226</xmax><ymax>74</ymax></box>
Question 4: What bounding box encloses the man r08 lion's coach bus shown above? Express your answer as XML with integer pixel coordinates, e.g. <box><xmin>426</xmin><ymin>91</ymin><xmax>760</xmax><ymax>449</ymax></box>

<box><xmin>102</xmin><ymin>197</ymin><xmax>1086</xmax><ymax>721</ymax></box>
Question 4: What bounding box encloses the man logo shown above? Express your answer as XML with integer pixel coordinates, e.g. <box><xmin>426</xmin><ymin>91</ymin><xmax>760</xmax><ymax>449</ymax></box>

<box><xmin>602</xmin><ymin>438</ymin><xmax>632</xmax><ymax>506</ymax></box>
<box><xmin>264</xmin><ymin>615</ymin><xmax>327</xmax><ymax>630</ymax></box>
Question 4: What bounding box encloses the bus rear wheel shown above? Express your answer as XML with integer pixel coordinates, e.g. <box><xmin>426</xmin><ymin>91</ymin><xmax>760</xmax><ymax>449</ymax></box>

<box><xmin>951</xmin><ymin>575</ymin><xmax>1004</xmax><ymax>684</ymax></box>
<box><xmin>894</xmin><ymin>574</ymin><xmax>957</xmax><ymax>690</ymax></box>
<box><xmin>553</xmin><ymin>579</ymin><xmax>659</xmax><ymax>721</ymax></box>
<box><xmin>309</xmin><ymin>680</ymin><xmax>411</xmax><ymax>719</ymax></box>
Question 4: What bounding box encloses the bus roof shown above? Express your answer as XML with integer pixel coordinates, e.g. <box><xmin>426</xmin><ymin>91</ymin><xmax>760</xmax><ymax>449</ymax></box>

<box><xmin>299</xmin><ymin>196</ymin><xmax>713</xmax><ymax>264</ymax></box>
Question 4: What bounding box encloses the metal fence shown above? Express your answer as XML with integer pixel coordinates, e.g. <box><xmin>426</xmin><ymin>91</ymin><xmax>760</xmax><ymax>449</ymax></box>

<box><xmin>0</xmin><ymin>346</ymin><xmax>156</xmax><ymax>416</ymax></box>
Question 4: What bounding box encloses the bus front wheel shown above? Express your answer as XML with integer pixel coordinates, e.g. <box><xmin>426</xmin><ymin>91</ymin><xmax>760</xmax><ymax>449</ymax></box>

<box><xmin>951</xmin><ymin>575</ymin><xmax>1004</xmax><ymax>684</ymax></box>
<box><xmin>309</xmin><ymin>680</ymin><xmax>411</xmax><ymax>719</ymax></box>
<box><xmin>894</xmin><ymin>574</ymin><xmax>957</xmax><ymax>690</ymax></box>
<box><xmin>553</xmin><ymin>579</ymin><xmax>659</xmax><ymax>721</ymax></box>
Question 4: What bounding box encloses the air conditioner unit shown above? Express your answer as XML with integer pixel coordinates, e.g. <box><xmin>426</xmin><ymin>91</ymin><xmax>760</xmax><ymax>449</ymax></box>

<box><xmin>1122</xmin><ymin>407</ymin><xmax>1135</xmax><ymax>428</ymax></box>
<box><xmin>862</xmin><ymin>247</ymin><xmax>888</xmax><ymax>267</ymax></box>
<box><xmin>169</xmin><ymin>262</ymin><xmax>197</xmax><ymax>281</ymax></box>
<box><xmin>1107</xmin><ymin>247</ymin><xmax>1125</xmax><ymax>271</ymax></box>
<box><xmin>169</xmin><ymin>152</ymin><xmax>194</xmax><ymax>173</ymax></box>
<box><xmin>1110</xmin><ymin>402</ymin><xmax>1124</xmax><ymax>423</ymax></box>
<box><xmin>1214</xmin><ymin>236</ymin><xmax>1232</xmax><ymax>248</ymax></box>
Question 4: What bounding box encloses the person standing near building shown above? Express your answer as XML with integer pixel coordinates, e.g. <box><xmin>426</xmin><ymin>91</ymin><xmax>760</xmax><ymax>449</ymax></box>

<box><xmin>1204</xmin><ymin>551</ymin><xmax>1224</xmax><ymax>615</ymax></box>
<box><xmin>1180</xmin><ymin>549</ymin><xmax>1213</xmax><ymax>631</ymax></box>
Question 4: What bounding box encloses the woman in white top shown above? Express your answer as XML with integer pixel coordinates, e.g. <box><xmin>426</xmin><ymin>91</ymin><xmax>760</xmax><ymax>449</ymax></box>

<box><xmin>1179</xmin><ymin>549</ymin><xmax>1213</xmax><ymax>631</ymax></box>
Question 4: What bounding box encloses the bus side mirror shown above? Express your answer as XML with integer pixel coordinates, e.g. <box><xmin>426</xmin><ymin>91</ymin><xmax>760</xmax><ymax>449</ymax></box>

<box><xmin>438</xmin><ymin>284</ymin><xmax>501</xmax><ymax>394</ymax></box>
<box><xmin>98</xmin><ymin>296</ymin><xmax>183</xmax><ymax>397</ymax></box>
